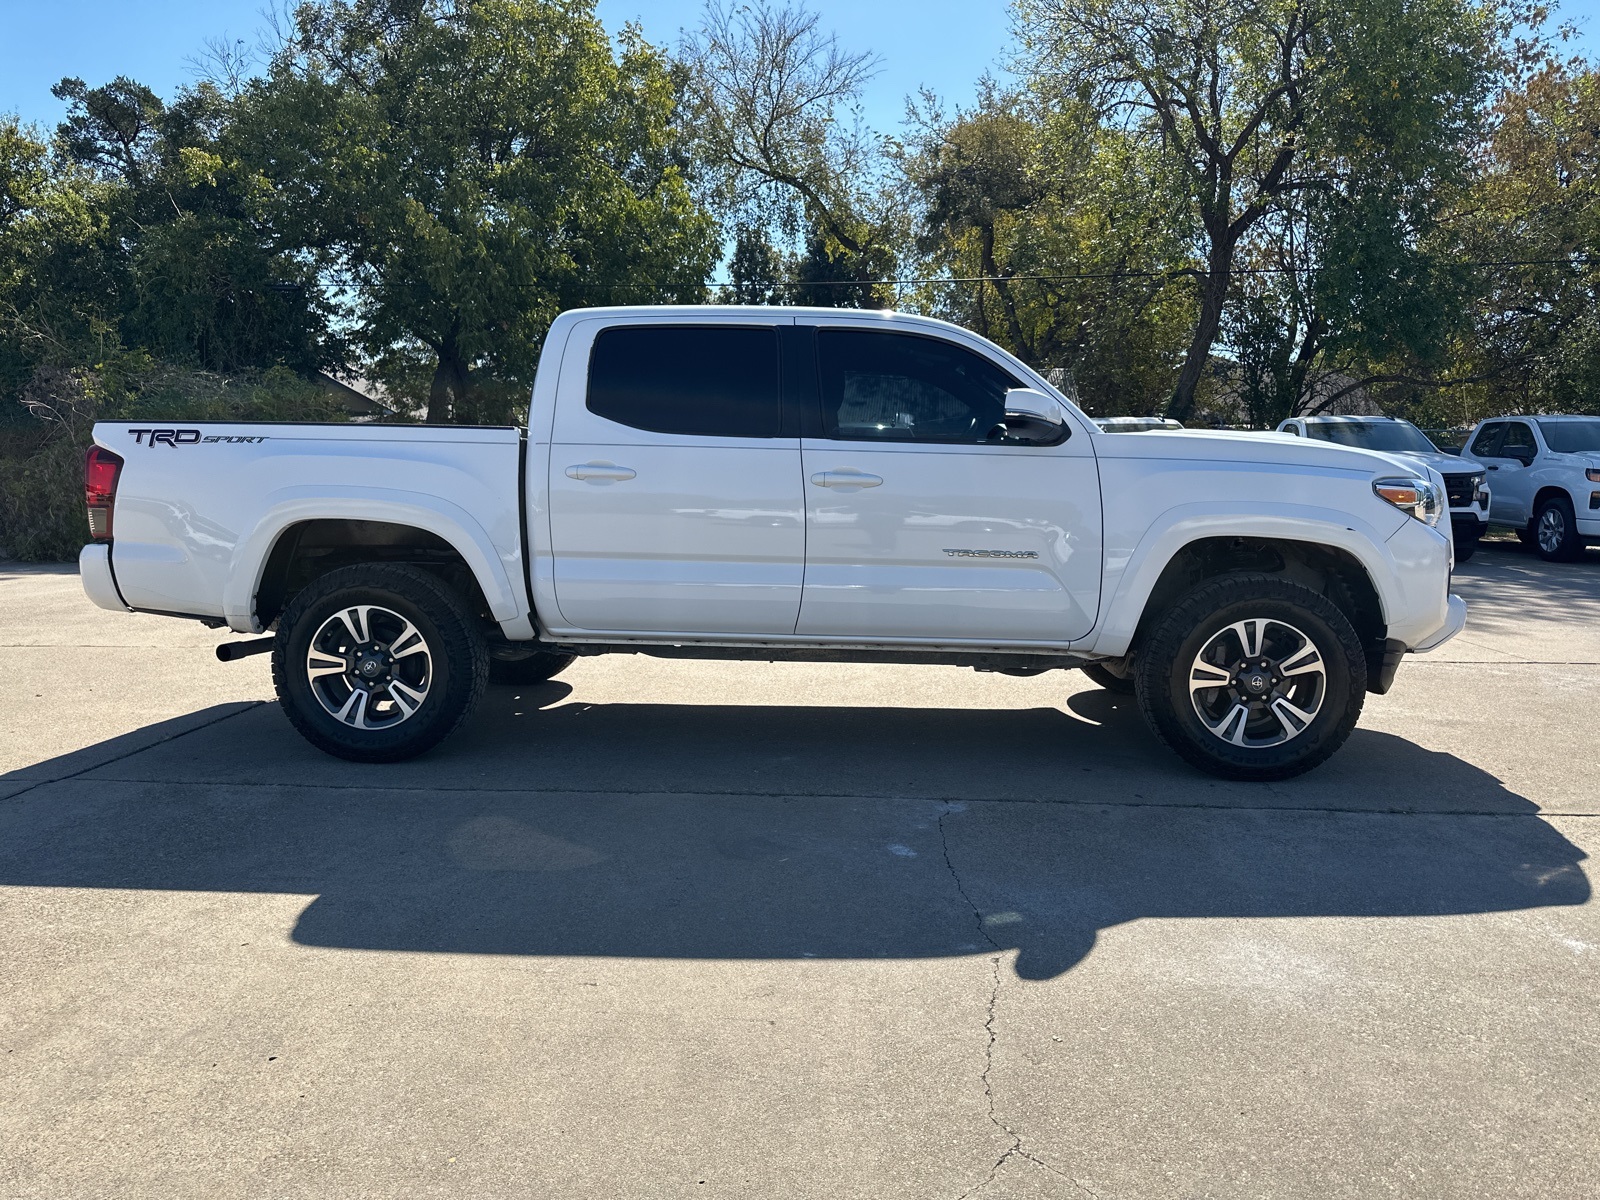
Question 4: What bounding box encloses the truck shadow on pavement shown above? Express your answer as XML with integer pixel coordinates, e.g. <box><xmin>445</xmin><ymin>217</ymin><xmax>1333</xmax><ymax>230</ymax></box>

<box><xmin>0</xmin><ymin>688</ymin><xmax>1588</xmax><ymax>980</ymax></box>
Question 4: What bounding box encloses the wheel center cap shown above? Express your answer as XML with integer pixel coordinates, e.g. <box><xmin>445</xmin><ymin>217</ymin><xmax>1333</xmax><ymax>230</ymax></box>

<box><xmin>358</xmin><ymin>657</ymin><xmax>383</xmax><ymax>678</ymax></box>
<box><xmin>1242</xmin><ymin>672</ymin><xmax>1269</xmax><ymax>693</ymax></box>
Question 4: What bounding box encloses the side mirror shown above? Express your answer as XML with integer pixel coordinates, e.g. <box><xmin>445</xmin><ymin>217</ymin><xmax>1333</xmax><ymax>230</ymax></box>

<box><xmin>994</xmin><ymin>388</ymin><xmax>1071</xmax><ymax>446</ymax></box>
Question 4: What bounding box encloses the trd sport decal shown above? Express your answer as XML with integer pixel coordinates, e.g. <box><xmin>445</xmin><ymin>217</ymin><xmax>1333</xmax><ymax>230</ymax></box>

<box><xmin>129</xmin><ymin>429</ymin><xmax>268</xmax><ymax>446</ymax></box>
<box><xmin>942</xmin><ymin>548</ymin><xmax>1039</xmax><ymax>559</ymax></box>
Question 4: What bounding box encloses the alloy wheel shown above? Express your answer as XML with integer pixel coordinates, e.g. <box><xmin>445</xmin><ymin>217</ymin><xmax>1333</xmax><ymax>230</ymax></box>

<box><xmin>1188</xmin><ymin>617</ymin><xmax>1326</xmax><ymax>748</ymax></box>
<box><xmin>305</xmin><ymin>604</ymin><xmax>432</xmax><ymax>729</ymax></box>
<box><xmin>1538</xmin><ymin>507</ymin><xmax>1566</xmax><ymax>555</ymax></box>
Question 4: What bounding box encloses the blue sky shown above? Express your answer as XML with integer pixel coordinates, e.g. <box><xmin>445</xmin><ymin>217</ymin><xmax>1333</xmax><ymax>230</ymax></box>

<box><xmin>2</xmin><ymin>0</ymin><xmax>1597</xmax><ymax>139</ymax></box>
<box><xmin>0</xmin><ymin>0</ymin><xmax>1012</xmax><ymax>137</ymax></box>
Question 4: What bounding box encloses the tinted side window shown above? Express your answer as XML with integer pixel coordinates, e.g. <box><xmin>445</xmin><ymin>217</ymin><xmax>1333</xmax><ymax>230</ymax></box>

<box><xmin>817</xmin><ymin>330</ymin><xmax>1020</xmax><ymax>444</ymax></box>
<box><xmin>1470</xmin><ymin>423</ymin><xmax>1504</xmax><ymax>457</ymax></box>
<box><xmin>588</xmin><ymin>325</ymin><xmax>781</xmax><ymax>438</ymax></box>
<box><xmin>1500</xmin><ymin>422</ymin><xmax>1537</xmax><ymax>460</ymax></box>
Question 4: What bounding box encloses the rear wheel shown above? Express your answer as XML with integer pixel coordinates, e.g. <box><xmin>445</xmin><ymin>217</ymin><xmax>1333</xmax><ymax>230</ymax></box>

<box><xmin>1533</xmin><ymin>495</ymin><xmax>1583</xmax><ymax>562</ymax></box>
<box><xmin>1133</xmin><ymin>574</ymin><xmax>1366</xmax><ymax>781</ymax></box>
<box><xmin>272</xmin><ymin>563</ymin><xmax>488</xmax><ymax>762</ymax></box>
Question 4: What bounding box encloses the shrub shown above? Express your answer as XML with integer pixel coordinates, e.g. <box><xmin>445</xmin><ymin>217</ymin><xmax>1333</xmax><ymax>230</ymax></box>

<box><xmin>0</xmin><ymin>361</ymin><xmax>349</xmax><ymax>562</ymax></box>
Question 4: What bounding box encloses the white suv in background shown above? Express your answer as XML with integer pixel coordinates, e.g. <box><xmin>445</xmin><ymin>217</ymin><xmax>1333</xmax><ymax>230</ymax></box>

<box><xmin>1462</xmin><ymin>416</ymin><xmax>1600</xmax><ymax>561</ymax></box>
<box><xmin>1277</xmin><ymin>416</ymin><xmax>1491</xmax><ymax>559</ymax></box>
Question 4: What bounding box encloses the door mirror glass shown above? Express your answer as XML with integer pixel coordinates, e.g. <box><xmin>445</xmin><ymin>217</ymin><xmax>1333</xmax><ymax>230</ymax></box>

<box><xmin>994</xmin><ymin>388</ymin><xmax>1070</xmax><ymax>446</ymax></box>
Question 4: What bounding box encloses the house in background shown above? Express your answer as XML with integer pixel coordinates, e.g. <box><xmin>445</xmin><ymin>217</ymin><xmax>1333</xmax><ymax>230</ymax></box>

<box><xmin>314</xmin><ymin>372</ymin><xmax>394</xmax><ymax>421</ymax></box>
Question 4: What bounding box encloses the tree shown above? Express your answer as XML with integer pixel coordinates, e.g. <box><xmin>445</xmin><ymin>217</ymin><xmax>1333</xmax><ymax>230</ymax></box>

<box><xmin>28</xmin><ymin>77</ymin><xmax>334</xmax><ymax>379</ymax></box>
<box><xmin>682</xmin><ymin>0</ymin><xmax>904</xmax><ymax>307</ymax></box>
<box><xmin>1017</xmin><ymin>0</ymin><xmax>1499</xmax><ymax>421</ymax></box>
<box><xmin>903</xmin><ymin>87</ymin><xmax>1196</xmax><ymax>413</ymax></box>
<box><xmin>238</xmin><ymin>0</ymin><xmax>718</xmax><ymax>422</ymax></box>
<box><xmin>1442</xmin><ymin>61</ymin><xmax>1600</xmax><ymax>419</ymax></box>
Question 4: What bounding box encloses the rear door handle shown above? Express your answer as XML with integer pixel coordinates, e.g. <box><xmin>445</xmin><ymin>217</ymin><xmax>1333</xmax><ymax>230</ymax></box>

<box><xmin>811</xmin><ymin>469</ymin><xmax>884</xmax><ymax>489</ymax></box>
<box><xmin>566</xmin><ymin>462</ymin><xmax>636</xmax><ymax>483</ymax></box>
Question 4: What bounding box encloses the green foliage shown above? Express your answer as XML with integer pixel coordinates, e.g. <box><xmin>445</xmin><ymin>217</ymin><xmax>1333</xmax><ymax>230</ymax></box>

<box><xmin>902</xmin><ymin>88</ymin><xmax>1197</xmax><ymax>413</ymax></box>
<box><xmin>1440</xmin><ymin>62</ymin><xmax>1600</xmax><ymax>419</ymax></box>
<box><xmin>236</xmin><ymin>0</ymin><xmax>718</xmax><ymax>422</ymax></box>
<box><xmin>1014</xmin><ymin>0</ymin><xmax>1503</xmax><ymax>420</ymax></box>
<box><xmin>0</xmin><ymin>360</ymin><xmax>345</xmax><ymax>562</ymax></box>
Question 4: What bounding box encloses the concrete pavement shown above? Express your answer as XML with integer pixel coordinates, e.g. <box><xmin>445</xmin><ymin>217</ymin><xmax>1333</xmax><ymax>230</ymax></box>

<box><xmin>1</xmin><ymin>541</ymin><xmax>1596</xmax><ymax>1197</ymax></box>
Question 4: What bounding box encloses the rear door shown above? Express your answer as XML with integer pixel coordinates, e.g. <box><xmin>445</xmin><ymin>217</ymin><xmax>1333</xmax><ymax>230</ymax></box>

<box><xmin>546</xmin><ymin>319</ymin><xmax>805</xmax><ymax>635</ymax></box>
<box><xmin>794</xmin><ymin>325</ymin><xmax>1102</xmax><ymax>645</ymax></box>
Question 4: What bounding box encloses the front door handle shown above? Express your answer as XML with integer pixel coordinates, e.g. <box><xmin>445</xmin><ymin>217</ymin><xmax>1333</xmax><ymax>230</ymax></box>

<box><xmin>811</xmin><ymin>469</ymin><xmax>884</xmax><ymax>489</ymax></box>
<box><xmin>566</xmin><ymin>462</ymin><xmax>637</xmax><ymax>483</ymax></box>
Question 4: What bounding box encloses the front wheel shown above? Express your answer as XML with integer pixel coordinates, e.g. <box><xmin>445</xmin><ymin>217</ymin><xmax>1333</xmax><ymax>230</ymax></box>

<box><xmin>1533</xmin><ymin>495</ymin><xmax>1583</xmax><ymax>562</ymax></box>
<box><xmin>1133</xmin><ymin>574</ymin><xmax>1367</xmax><ymax>781</ymax></box>
<box><xmin>272</xmin><ymin>563</ymin><xmax>489</xmax><ymax>762</ymax></box>
<box><xmin>1453</xmin><ymin>534</ymin><xmax>1478</xmax><ymax>562</ymax></box>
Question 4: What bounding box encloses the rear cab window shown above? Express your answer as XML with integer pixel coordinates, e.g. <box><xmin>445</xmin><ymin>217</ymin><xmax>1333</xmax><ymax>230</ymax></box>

<box><xmin>587</xmin><ymin>325</ymin><xmax>781</xmax><ymax>438</ymax></box>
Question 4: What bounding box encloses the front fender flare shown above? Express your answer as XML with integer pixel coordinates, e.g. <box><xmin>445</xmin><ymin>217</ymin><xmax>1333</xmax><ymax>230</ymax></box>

<box><xmin>222</xmin><ymin>486</ymin><xmax>532</xmax><ymax>639</ymax></box>
<box><xmin>1080</xmin><ymin>501</ymin><xmax>1409</xmax><ymax>658</ymax></box>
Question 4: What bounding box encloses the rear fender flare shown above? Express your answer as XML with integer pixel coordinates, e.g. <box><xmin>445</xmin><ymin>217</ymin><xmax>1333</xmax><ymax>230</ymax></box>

<box><xmin>223</xmin><ymin>486</ymin><xmax>533</xmax><ymax>639</ymax></box>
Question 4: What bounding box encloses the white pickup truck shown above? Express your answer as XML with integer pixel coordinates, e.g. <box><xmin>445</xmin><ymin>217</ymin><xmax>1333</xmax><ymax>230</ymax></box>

<box><xmin>79</xmin><ymin>306</ymin><xmax>1465</xmax><ymax>780</ymax></box>
<box><xmin>1460</xmin><ymin>414</ymin><xmax>1600</xmax><ymax>561</ymax></box>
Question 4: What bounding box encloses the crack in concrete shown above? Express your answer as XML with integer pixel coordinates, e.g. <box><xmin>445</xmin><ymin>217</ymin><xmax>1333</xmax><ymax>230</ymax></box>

<box><xmin>938</xmin><ymin>805</ymin><xmax>1099</xmax><ymax>1200</ymax></box>
<box><xmin>34</xmin><ymin>773</ymin><xmax>1596</xmax><ymax>818</ymax></box>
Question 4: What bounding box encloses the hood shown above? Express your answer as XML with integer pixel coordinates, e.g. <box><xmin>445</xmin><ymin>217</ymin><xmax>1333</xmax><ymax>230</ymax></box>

<box><xmin>1094</xmin><ymin>428</ymin><xmax>1411</xmax><ymax>477</ymax></box>
<box><xmin>1376</xmin><ymin>448</ymin><xmax>1480</xmax><ymax>477</ymax></box>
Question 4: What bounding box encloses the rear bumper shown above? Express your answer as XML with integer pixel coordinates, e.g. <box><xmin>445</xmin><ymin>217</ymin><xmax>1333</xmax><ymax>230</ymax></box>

<box><xmin>1411</xmin><ymin>593</ymin><xmax>1466</xmax><ymax>653</ymax></box>
<box><xmin>1578</xmin><ymin>515</ymin><xmax>1600</xmax><ymax>540</ymax></box>
<box><xmin>79</xmin><ymin>544</ymin><xmax>129</xmax><ymax>612</ymax></box>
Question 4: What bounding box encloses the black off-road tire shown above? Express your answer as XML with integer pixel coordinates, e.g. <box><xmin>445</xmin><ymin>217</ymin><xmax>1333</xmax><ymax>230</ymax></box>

<box><xmin>1533</xmin><ymin>495</ymin><xmax>1584</xmax><ymax>562</ymax></box>
<box><xmin>272</xmin><ymin>563</ymin><xmax>489</xmax><ymax>762</ymax></box>
<box><xmin>489</xmin><ymin>649</ymin><xmax>577</xmax><ymax>686</ymax></box>
<box><xmin>1453</xmin><ymin>534</ymin><xmax>1478</xmax><ymax>563</ymax></box>
<box><xmin>1133</xmin><ymin>573</ymin><xmax>1367</xmax><ymax>782</ymax></box>
<box><xmin>1080</xmin><ymin>661</ymin><xmax>1136</xmax><ymax>694</ymax></box>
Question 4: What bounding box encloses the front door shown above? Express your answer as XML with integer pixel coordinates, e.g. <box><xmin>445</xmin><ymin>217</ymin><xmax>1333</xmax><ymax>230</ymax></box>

<box><xmin>1472</xmin><ymin>420</ymin><xmax>1537</xmax><ymax>525</ymax></box>
<box><xmin>546</xmin><ymin>320</ymin><xmax>805</xmax><ymax>635</ymax></box>
<box><xmin>795</xmin><ymin>326</ymin><xmax>1102</xmax><ymax>645</ymax></box>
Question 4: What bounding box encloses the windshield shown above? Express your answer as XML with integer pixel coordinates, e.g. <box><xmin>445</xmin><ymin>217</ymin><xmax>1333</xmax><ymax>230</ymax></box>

<box><xmin>1538</xmin><ymin>419</ymin><xmax>1600</xmax><ymax>453</ymax></box>
<box><xmin>1304</xmin><ymin>420</ymin><xmax>1437</xmax><ymax>453</ymax></box>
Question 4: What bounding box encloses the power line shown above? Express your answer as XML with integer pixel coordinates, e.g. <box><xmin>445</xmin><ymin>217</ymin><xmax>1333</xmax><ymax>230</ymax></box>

<box><xmin>703</xmin><ymin>257</ymin><xmax>1600</xmax><ymax>289</ymax></box>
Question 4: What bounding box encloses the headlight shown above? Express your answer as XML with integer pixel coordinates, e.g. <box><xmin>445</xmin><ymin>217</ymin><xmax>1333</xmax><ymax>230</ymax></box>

<box><xmin>1587</xmin><ymin>468</ymin><xmax>1600</xmax><ymax>483</ymax></box>
<box><xmin>1374</xmin><ymin>476</ymin><xmax>1444</xmax><ymax>526</ymax></box>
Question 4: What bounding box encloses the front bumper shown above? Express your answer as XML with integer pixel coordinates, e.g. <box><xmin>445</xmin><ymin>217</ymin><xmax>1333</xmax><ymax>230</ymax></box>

<box><xmin>1450</xmin><ymin>511</ymin><xmax>1488</xmax><ymax>540</ymax></box>
<box><xmin>1411</xmin><ymin>593</ymin><xmax>1467</xmax><ymax>653</ymax></box>
<box><xmin>79</xmin><ymin>543</ymin><xmax>129</xmax><ymax>613</ymax></box>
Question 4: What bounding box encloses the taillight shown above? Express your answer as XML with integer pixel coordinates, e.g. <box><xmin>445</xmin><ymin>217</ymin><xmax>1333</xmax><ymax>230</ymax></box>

<box><xmin>84</xmin><ymin>445</ymin><xmax>124</xmax><ymax>541</ymax></box>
